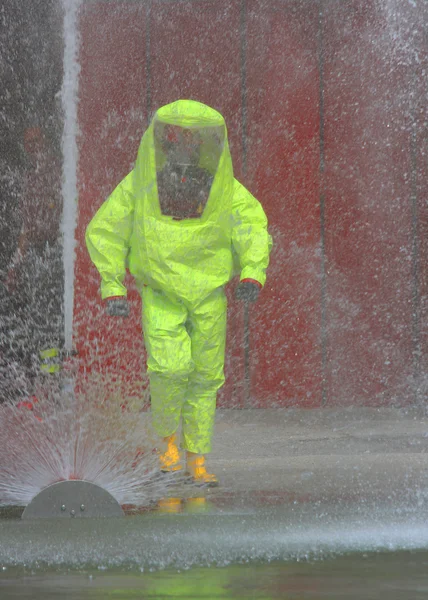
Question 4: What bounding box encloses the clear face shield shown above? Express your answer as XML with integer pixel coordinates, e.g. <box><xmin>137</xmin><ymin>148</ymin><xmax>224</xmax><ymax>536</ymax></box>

<box><xmin>154</xmin><ymin>123</ymin><xmax>224</xmax><ymax>219</ymax></box>
<box><xmin>160</xmin><ymin>125</ymin><xmax>203</xmax><ymax>168</ymax></box>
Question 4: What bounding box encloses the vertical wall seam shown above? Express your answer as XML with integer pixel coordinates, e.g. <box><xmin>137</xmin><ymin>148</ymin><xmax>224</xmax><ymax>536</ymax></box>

<box><xmin>240</xmin><ymin>0</ymin><xmax>248</xmax><ymax>176</ymax></box>
<box><xmin>240</xmin><ymin>0</ymin><xmax>251</xmax><ymax>407</ymax></box>
<box><xmin>241</xmin><ymin>0</ymin><xmax>247</xmax><ymax>175</ymax></box>
<box><xmin>410</xmin><ymin>71</ymin><xmax>421</xmax><ymax>404</ymax></box>
<box><xmin>318</xmin><ymin>0</ymin><xmax>328</xmax><ymax>407</ymax></box>
<box><xmin>145</xmin><ymin>1</ymin><xmax>152</xmax><ymax>126</ymax></box>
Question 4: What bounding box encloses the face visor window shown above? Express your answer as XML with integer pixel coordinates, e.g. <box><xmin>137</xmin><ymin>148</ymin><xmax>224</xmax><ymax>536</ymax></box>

<box><xmin>154</xmin><ymin>124</ymin><xmax>223</xmax><ymax>220</ymax></box>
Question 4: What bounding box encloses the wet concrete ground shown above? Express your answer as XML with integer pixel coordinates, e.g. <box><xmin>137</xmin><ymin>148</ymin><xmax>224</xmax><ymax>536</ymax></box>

<box><xmin>1</xmin><ymin>407</ymin><xmax>428</xmax><ymax>598</ymax></box>
<box><xmin>139</xmin><ymin>406</ymin><xmax>428</xmax><ymax>510</ymax></box>
<box><xmin>2</xmin><ymin>551</ymin><xmax>428</xmax><ymax>600</ymax></box>
<box><xmin>2</xmin><ymin>406</ymin><xmax>428</xmax><ymax>512</ymax></box>
<box><xmin>207</xmin><ymin>407</ymin><xmax>428</xmax><ymax>503</ymax></box>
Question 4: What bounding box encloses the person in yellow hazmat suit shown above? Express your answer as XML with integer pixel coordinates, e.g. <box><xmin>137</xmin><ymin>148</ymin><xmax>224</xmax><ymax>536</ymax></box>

<box><xmin>86</xmin><ymin>99</ymin><xmax>272</xmax><ymax>487</ymax></box>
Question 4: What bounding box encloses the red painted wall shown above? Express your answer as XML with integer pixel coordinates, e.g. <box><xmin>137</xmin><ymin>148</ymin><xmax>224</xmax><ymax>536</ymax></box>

<box><xmin>323</xmin><ymin>1</ymin><xmax>416</xmax><ymax>406</ymax></box>
<box><xmin>246</xmin><ymin>1</ymin><xmax>323</xmax><ymax>407</ymax></box>
<box><xmin>75</xmin><ymin>3</ymin><xmax>148</xmax><ymax>402</ymax></box>
<box><xmin>75</xmin><ymin>0</ymin><xmax>427</xmax><ymax>408</ymax></box>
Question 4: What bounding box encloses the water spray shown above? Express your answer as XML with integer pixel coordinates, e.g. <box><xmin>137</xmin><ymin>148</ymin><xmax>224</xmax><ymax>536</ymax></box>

<box><xmin>61</xmin><ymin>0</ymin><xmax>81</xmax><ymax>354</ymax></box>
<box><xmin>18</xmin><ymin>1</ymin><xmax>126</xmax><ymax>520</ymax></box>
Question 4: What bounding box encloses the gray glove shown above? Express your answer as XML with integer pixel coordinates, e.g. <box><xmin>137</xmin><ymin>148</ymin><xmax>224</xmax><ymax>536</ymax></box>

<box><xmin>235</xmin><ymin>281</ymin><xmax>260</xmax><ymax>303</ymax></box>
<box><xmin>105</xmin><ymin>297</ymin><xmax>130</xmax><ymax>317</ymax></box>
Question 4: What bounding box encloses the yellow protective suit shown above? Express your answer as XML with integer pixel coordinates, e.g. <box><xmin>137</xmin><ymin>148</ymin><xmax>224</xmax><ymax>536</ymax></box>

<box><xmin>86</xmin><ymin>99</ymin><xmax>271</xmax><ymax>454</ymax></box>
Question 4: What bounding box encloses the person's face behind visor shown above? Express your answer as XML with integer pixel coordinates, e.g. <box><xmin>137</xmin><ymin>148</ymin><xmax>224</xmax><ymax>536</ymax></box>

<box><xmin>153</xmin><ymin>122</ymin><xmax>224</xmax><ymax>219</ymax></box>
<box><xmin>158</xmin><ymin>124</ymin><xmax>203</xmax><ymax>168</ymax></box>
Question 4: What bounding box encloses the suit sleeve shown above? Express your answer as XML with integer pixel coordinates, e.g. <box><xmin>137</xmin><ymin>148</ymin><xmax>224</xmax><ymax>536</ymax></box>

<box><xmin>85</xmin><ymin>171</ymin><xmax>135</xmax><ymax>299</ymax></box>
<box><xmin>231</xmin><ymin>178</ymin><xmax>272</xmax><ymax>287</ymax></box>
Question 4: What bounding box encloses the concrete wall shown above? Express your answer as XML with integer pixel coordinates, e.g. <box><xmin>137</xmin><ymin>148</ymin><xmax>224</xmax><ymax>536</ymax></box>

<box><xmin>75</xmin><ymin>0</ymin><xmax>427</xmax><ymax>408</ymax></box>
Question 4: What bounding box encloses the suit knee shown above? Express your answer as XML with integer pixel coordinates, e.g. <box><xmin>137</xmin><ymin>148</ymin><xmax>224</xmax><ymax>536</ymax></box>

<box><xmin>148</xmin><ymin>359</ymin><xmax>193</xmax><ymax>381</ymax></box>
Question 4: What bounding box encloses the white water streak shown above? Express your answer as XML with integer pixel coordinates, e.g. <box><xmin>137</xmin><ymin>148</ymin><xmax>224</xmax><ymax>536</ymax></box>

<box><xmin>61</xmin><ymin>0</ymin><xmax>82</xmax><ymax>351</ymax></box>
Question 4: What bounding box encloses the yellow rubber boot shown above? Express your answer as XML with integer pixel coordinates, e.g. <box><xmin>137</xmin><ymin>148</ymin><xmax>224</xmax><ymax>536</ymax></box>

<box><xmin>186</xmin><ymin>452</ymin><xmax>219</xmax><ymax>487</ymax></box>
<box><xmin>159</xmin><ymin>434</ymin><xmax>183</xmax><ymax>472</ymax></box>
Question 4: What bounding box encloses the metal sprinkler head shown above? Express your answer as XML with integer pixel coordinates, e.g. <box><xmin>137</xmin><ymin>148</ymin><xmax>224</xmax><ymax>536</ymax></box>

<box><xmin>21</xmin><ymin>480</ymin><xmax>124</xmax><ymax>519</ymax></box>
